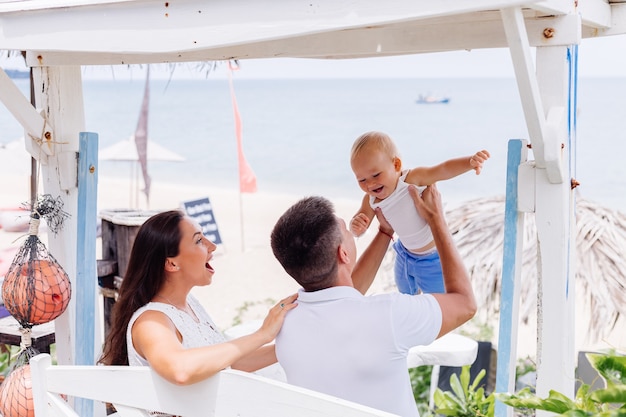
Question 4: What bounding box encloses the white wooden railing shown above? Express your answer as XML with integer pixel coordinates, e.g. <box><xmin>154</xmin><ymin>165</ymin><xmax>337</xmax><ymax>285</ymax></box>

<box><xmin>30</xmin><ymin>353</ymin><xmax>400</xmax><ymax>417</ymax></box>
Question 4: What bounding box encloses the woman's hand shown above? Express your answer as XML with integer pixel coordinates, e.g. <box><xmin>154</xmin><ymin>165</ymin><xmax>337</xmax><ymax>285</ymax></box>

<box><xmin>257</xmin><ymin>293</ymin><xmax>298</xmax><ymax>342</ymax></box>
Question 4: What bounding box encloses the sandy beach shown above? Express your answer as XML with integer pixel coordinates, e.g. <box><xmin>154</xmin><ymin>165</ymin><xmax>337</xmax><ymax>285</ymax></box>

<box><xmin>0</xmin><ymin>173</ymin><xmax>394</xmax><ymax>330</ymax></box>
<box><xmin>1</xmin><ymin>172</ymin><xmax>623</xmax><ymax>362</ymax></box>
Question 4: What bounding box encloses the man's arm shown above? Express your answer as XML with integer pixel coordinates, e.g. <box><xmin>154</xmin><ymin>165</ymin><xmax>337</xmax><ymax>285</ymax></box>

<box><xmin>351</xmin><ymin>207</ymin><xmax>394</xmax><ymax>294</ymax></box>
<box><xmin>408</xmin><ymin>184</ymin><xmax>477</xmax><ymax>338</ymax></box>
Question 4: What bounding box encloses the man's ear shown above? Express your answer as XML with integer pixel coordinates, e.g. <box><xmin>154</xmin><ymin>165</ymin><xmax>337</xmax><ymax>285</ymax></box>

<box><xmin>393</xmin><ymin>157</ymin><xmax>402</xmax><ymax>172</ymax></box>
<box><xmin>337</xmin><ymin>244</ymin><xmax>351</xmax><ymax>266</ymax></box>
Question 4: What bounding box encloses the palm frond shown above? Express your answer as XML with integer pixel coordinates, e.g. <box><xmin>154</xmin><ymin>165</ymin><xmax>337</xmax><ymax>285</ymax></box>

<box><xmin>375</xmin><ymin>195</ymin><xmax>626</xmax><ymax>344</ymax></box>
<box><xmin>445</xmin><ymin>195</ymin><xmax>626</xmax><ymax>343</ymax></box>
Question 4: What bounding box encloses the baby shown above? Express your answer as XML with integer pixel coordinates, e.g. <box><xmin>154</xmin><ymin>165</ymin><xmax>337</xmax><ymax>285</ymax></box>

<box><xmin>350</xmin><ymin>131</ymin><xmax>490</xmax><ymax>294</ymax></box>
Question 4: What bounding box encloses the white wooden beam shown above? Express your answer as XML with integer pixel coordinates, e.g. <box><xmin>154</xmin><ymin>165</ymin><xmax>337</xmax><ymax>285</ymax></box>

<box><xmin>610</xmin><ymin>3</ymin><xmax>626</xmax><ymax>35</ymax></box>
<box><xmin>502</xmin><ymin>8</ymin><xmax>551</xmax><ymax>179</ymax></box>
<box><xmin>2</xmin><ymin>0</ymin><xmax>537</xmax><ymax>63</ymax></box>
<box><xmin>0</xmin><ymin>0</ymin><xmax>138</xmax><ymax>12</ymax></box>
<box><xmin>583</xmin><ymin>3</ymin><xmax>626</xmax><ymax>37</ymax></box>
<box><xmin>579</xmin><ymin>0</ymin><xmax>613</xmax><ymax>29</ymax></box>
<box><xmin>532</xmin><ymin>0</ymin><xmax>573</xmax><ymax>15</ymax></box>
<box><xmin>22</xmin><ymin>13</ymin><xmax>581</xmax><ymax>65</ymax></box>
<box><xmin>0</xmin><ymin>68</ymin><xmax>53</xmax><ymax>162</ymax></box>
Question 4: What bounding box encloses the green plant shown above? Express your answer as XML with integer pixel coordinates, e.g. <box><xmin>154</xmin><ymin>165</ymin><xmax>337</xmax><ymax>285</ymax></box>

<box><xmin>231</xmin><ymin>298</ymin><xmax>276</xmax><ymax>326</ymax></box>
<box><xmin>458</xmin><ymin>317</ymin><xmax>494</xmax><ymax>343</ymax></box>
<box><xmin>433</xmin><ymin>365</ymin><xmax>495</xmax><ymax>417</ymax></box>
<box><xmin>0</xmin><ymin>345</ymin><xmax>10</xmax><ymax>379</ymax></box>
<box><xmin>496</xmin><ymin>352</ymin><xmax>626</xmax><ymax>417</ymax></box>
<box><xmin>409</xmin><ymin>365</ymin><xmax>433</xmax><ymax>403</ymax></box>
<box><xmin>516</xmin><ymin>356</ymin><xmax>536</xmax><ymax>379</ymax></box>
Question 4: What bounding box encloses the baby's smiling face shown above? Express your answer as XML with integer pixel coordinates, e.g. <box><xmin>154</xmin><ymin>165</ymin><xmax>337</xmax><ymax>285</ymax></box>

<box><xmin>351</xmin><ymin>146</ymin><xmax>401</xmax><ymax>202</ymax></box>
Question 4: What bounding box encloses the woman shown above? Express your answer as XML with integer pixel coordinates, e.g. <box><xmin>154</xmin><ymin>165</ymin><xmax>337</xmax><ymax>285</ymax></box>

<box><xmin>99</xmin><ymin>210</ymin><xmax>297</xmax><ymax>386</ymax></box>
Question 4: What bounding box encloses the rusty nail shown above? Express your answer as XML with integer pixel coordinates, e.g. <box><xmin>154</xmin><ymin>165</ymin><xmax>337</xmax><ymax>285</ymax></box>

<box><xmin>44</xmin><ymin>132</ymin><xmax>51</xmax><ymax>140</ymax></box>
<box><xmin>89</xmin><ymin>165</ymin><xmax>95</xmax><ymax>174</ymax></box>
<box><xmin>571</xmin><ymin>178</ymin><xmax>580</xmax><ymax>189</ymax></box>
<box><xmin>543</xmin><ymin>28</ymin><xmax>555</xmax><ymax>38</ymax></box>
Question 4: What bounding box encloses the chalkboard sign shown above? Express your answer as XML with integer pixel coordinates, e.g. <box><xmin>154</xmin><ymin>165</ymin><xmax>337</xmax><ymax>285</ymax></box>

<box><xmin>181</xmin><ymin>197</ymin><xmax>222</xmax><ymax>245</ymax></box>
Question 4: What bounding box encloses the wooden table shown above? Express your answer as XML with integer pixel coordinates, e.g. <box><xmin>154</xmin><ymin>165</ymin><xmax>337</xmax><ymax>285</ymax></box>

<box><xmin>0</xmin><ymin>315</ymin><xmax>56</xmax><ymax>353</ymax></box>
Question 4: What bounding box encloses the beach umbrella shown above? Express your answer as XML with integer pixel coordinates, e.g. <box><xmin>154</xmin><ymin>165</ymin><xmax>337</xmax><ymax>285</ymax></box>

<box><xmin>442</xmin><ymin>195</ymin><xmax>626</xmax><ymax>343</ymax></box>
<box><xmin>99</xmin><ymin>135</ymin><xmax>184</xmax><ymax>208</ymax></box>
<box><xmin>98</xmin><ymin>136</ymin><xmax>185</xmax><ymax>163</ymax></box>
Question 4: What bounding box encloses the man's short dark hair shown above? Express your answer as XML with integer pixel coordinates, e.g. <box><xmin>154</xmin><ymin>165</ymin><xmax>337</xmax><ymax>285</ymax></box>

<box><xmin>271</xmin><ymin>196</ymin><xmax>343</xmax><ymax>291</ymax></box>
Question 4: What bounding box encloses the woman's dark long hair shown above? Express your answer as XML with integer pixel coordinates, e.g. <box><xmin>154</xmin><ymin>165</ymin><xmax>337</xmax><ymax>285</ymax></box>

<box><xmin>99</xmin><ymin>210</ymin><xmax>184</xmax><ymax>366</ymax></box>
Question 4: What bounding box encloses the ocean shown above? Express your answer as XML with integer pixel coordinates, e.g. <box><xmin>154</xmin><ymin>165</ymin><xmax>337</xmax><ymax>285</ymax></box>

<box><xmin>1</xmin><ymin>77</ymin><xmax>625</xmax><ymax>210</ymax></box>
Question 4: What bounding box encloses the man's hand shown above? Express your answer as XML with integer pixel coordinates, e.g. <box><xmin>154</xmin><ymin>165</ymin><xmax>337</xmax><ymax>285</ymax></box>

<box><xmin>374</xmin><ymin>207</ymin><xmax>394</xmax><ymax>237</ymax></box>
<box><xmin>407</xmin><ymin>183</ymin><xmax>443</xmax><ymax>224</ymax></box>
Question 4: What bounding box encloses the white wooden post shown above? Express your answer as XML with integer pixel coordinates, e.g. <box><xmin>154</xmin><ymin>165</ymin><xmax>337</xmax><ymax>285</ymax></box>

<box><xmin>31</xmin><ymin>66</ymin><xmax>86</xmax><ymax>366</ymax></box>
<box><xmin>501</xmin><ymin>6</ymin><xmax>578</xmax><ymax>408</ymax></box>
<box><xmin>534</xmin><ymin>44</ymin><xmax>577</xmax><ymax>404</ymax></box>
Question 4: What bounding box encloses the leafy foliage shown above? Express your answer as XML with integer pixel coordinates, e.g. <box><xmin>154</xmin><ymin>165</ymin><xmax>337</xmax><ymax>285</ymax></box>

<box><xmin>433</xmin><ymin>365</ymin><xmax>495</xmax><ymax>417</ymax></box>
<box><xmin>409</xmin><ymin>365</ymin><xmax>433</xmax><ymax>403</ymax></box>
<box><xmin>0</xmin><ymin>346</ymin><xmax>10</xmax><ymax>378</ymax></box>
<box><xmin>409</xmin><ymin>365</ymin><xmax>434</xmax><ymax>416</ymax></box>
<box><xmin>496</xmin><ymin>352</ymin><xmax>626</xmax><ymax>417</ymax></box>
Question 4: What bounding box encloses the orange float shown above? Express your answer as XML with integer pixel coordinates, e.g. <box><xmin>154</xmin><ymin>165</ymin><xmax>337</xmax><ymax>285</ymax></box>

<box><xmin>1</xmin><ymin>258</ymin><xmax>71</xmax><ymax>325</ymax></box>
<box><xmin>0</xmin><ymin>364</ymin><xmax>35</xmax><ymax>417</ymax></box>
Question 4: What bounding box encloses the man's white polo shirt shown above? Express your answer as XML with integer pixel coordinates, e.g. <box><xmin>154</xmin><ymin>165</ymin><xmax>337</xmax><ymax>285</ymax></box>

<box><xmin>275</xmin><ymin>286</ymin><xmax>442</xmax><ymax>417</ymax></box>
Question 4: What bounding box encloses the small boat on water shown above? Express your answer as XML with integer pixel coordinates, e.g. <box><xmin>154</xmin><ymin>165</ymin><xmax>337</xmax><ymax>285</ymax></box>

<box><xmin>416</xmin><ymin>94</ymin><xmax>450</xmax><ymax>104</ymax></box>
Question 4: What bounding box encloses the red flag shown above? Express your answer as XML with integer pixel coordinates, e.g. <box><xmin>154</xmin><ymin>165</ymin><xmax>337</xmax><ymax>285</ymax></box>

<box><xmin>228</xmin><ymin>63</ymin><xmax>257</xmax><ymax>193</ymax></box>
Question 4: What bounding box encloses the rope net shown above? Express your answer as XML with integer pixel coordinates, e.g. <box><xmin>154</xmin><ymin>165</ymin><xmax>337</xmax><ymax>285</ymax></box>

<box><xmin>1</xmin><ymin>194</ymin><xmax>71</xmax><ymax>328</ymax></box>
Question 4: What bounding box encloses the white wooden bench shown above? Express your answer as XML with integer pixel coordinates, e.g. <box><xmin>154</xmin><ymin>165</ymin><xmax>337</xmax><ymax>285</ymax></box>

<box><xmin>30</xmin><ymin>354</ymin><xmax>399</xmax><ymax>417</ymax></box>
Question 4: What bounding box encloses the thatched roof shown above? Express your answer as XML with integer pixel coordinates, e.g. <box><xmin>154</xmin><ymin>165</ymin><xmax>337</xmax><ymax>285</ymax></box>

<box><xmin>374</xmin><ymin>195</ymin><xmax>626</xmax><ymax>343</ymax></box>
<box><xmin>445</xmin><ymin>195</ymin><xmax>626</xmax><ymax>343</ymax></box>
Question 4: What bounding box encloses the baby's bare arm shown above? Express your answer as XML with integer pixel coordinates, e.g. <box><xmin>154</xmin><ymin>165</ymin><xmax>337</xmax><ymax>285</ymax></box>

<box><xmin>406</xmin><ymin>150</ymin><xmax>491</xmax><ymax>185</ymax></box>
<box><xmin>350</xmin><ymin>194</ymin><xmax>375</xmax><ymax>237</ymax></box>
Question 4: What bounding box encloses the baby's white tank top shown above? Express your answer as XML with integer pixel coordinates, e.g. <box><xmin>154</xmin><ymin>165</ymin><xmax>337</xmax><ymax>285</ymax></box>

<box><xmin>370</xmin><ymin>171</ymin><xmax>434</xmax><ymax>250</ymax></box>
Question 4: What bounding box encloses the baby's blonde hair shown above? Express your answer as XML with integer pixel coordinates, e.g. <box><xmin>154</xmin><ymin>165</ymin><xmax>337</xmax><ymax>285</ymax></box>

<box><xmin>350</xmin><ymin>131</ymin><xmax>400</xmax><ymax>162</ymax></box>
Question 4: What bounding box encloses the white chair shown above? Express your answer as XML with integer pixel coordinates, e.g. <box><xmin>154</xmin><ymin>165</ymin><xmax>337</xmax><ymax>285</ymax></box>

<box><xmin>30</xmin><ymin>353</ymin><xmax>399</xmax><ymax>417</ymax></box>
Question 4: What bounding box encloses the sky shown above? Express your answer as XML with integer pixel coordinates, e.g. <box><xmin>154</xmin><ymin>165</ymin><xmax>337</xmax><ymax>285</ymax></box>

<box><xmin>1</xmin><ymin>34</ymin><xmax>625</xmax><ymax>79</ymax></box>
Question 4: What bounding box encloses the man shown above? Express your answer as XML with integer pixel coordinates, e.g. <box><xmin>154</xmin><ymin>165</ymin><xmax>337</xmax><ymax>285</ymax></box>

<box><xmin>271</xmin><ymin>184</ymin><xmax>476</xmax><ymax>417</ymax></box>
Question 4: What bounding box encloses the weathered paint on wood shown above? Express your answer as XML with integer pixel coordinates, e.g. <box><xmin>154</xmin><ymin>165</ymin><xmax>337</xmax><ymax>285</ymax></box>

<box><xmin>494</xmin><ymin>139</ymin><xmax>528</xmax><ymax>417</ymax></box>
<box><xmin>533</xmin><ymin>43</ymin><xmax>577</xmax><ymax>411</ymax></box>
<box><xmin>33</xmin><ymin>66</ymin><xmax>86</xmax><ymax>367</ymax></box>
<box><xmin>75</xmin><ymin>132</ymin><xmax>99</xmax><ymax>417</ymax></box>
